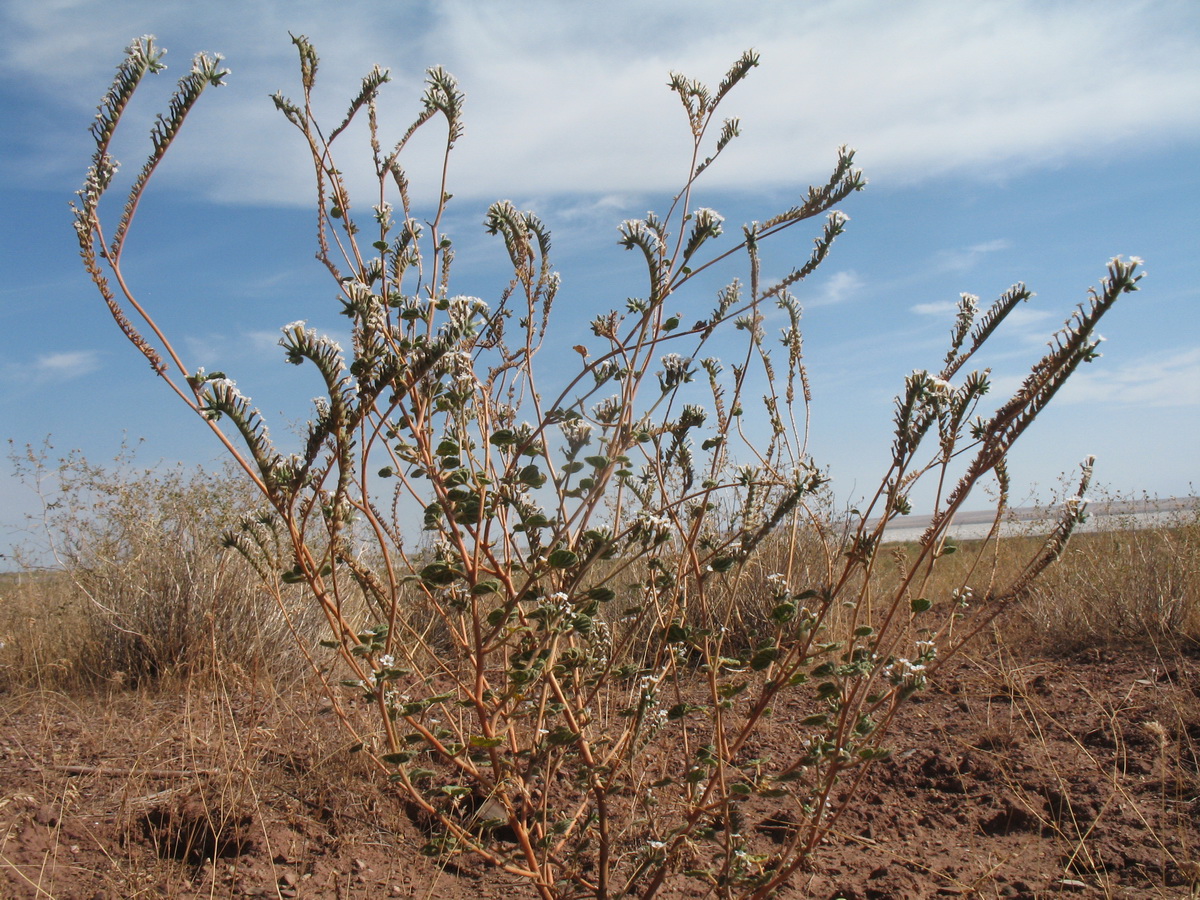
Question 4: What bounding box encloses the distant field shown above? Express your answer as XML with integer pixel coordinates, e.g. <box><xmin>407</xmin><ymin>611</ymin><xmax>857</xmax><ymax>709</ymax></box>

<box><xmin>882</xmin><ymin>495</ymin><xmax>1199</xmax><ymax>543</ymax></box>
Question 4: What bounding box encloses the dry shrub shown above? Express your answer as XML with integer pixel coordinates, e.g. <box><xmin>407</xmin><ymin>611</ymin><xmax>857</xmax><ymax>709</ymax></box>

<box><xmin>1014</xmin><ymin>502</ymin><xmax>1199</xmax><ymax>651</ymax></box>
<box><xmin>2</xmin><ymin>445</ymin><xmax>330</xmax><ymax>690</ymax></box>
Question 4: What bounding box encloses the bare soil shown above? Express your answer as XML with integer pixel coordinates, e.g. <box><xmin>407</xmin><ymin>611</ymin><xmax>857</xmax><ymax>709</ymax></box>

<box><xmin>2</xmin><ymin>641</ymin><xmax>1198</xmax><ymax>900</ymax></box>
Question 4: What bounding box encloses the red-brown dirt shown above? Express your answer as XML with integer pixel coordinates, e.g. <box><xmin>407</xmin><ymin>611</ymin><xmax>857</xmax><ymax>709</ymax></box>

<box><xmin>2</xmin><ymin>642</ymin><xmax>1198</xmax><ymax>899</ymax></box>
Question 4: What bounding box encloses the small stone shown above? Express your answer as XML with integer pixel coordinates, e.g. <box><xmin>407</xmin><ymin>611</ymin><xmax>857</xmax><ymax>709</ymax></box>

<box><xmin>34</xmin><ymin>805</ymin><xmax>58</xmax><ymax>826</ymax></box>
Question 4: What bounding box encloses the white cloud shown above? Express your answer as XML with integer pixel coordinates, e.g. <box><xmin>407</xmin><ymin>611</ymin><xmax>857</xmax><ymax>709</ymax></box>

<box><xmin>911</xmin><ymin>300</ymin><xmax>958</xmax><ymax>317</ymax></box>
<box><xmin>1058</xmin><ymin>347</ymin><xmax>1200</xmax><ymax>408</ymax></box>
<box><xmin>809</xmin><ymin>270</ymin><xmax>865</xmax><ymax>308</ymax></box>
<box><xmin>4</xmin><ymin>1</ymin><xmax>1198</xmax><ymax>205</ymax></box>
<box><xmin>0</xmin><ymin>350</ymin><xmax>103</xmax><ymax>392</ymax></box>
<box><xmin>32</xmin><ymin>351</ymin><xmax>102</xmax><ymax>380</ymax></box>
<box><xmin>246</xmin><ymin>330</ymin><xmax>283</xmax><ymax>352</ymax></box>
<box><xmin>911</xmin><ymin>294</ymin><xmax>1051</xmax><ymax>335</ymax></box>
<box><xmin>931</xmin><ymin>239</ymin><xmax>1014</xmax><ymax>274</ymax></box>
<box><xmin>1003</xmin><ymin>305</ymin><xmax>1057</xmax><ymax>333</ymax></box>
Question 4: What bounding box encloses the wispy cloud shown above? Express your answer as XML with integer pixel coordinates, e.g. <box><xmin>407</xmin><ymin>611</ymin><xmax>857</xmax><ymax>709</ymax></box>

<box><xmin>931</xmin><ymin>239</ymin><xmax>1013</xmax><ymax>274</ymax></box>
<box><xmin>1058</xmin><ymin>348</ymin><xmax>1200</xmax><ymax>408</ymax></box>
<box><xmin>5</xmin><ymin>1</ymin><xmax>1198</xmax><ymax>205</ymax></box>
<box><xmin>911</xmin><ymin>300</ymin><xmax>959</xmax><ymax>317</ymax></box>
<box><xmin>246</xmin><ymin>330</ymin><xmax>283</xmax><ymax>352</ymax></box>
<box><xmin>33</xmin><ymin>351</ymin><xmax>102</xmax><ymax>380</ymax></box>
<box><xmin>808</xmin><ymin>270</ymin><xmax>865</xmax><ymax>308</ymax></box>
<box><xmin>911</xmin><ymin>293</ymin><xmax>1052</xmax><ymax>334</ymax></box>
<box><xmin>2</xmin><ymin>350</ymin><xmax>104</xmax><ymax>386</ymax></box>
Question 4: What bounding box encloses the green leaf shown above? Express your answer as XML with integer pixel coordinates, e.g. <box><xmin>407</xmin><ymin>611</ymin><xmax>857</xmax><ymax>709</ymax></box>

<box><xmin>469</xmin><ymin>735</ymin><xmax>504</xmax><ymax>748</ymax></box>
<box><xmin>910</xmin><ymin>597</ymin><xmax>933</xmax><ymax>613</ymax></box>
<box><xmin>420</xmin><ymin>562</ymin><xmax>461</xmax><ymax>586</ymax></box>
<box><xmin>667</xmin><ymin>703</ymin><xmax>689</xmax><ymax>720</ymax></box>
<box><xmin>717</xmin><ymin>681</ymin><xmax>748</xmax><ymax>699</ymax></box>
<box><xmin>771</xmin><ymin>602</ymin><xmax>796</xmax><ymax>623</ymax></box>
<box><xmin>489</xmin><ymin>429</ymin><xmax>515</xmax><ymax>446</ymax></box>
<box><xmin>518</xmin><ymin>464</ymin><xmax>545</xmax><ymax>487</ymax></box>
<box><xmin>546</xmin><ymin>726</ymin><xmax>578</xmax><ymax>746</ymax></box>
<box><xmin>665</xmin><ymin>622</ymin><xmax>691</xmax><ymax>643</ymax></box>
<box><xmin>815</xmin><ymin>681</ymin><xmax>839</xmax><ymax>701</ymax></box>
<box><xmin>547</xmin><ymin>548</ymin><xmax>579</xmax><ymax>568</ymax></box>
<box><xmin>750</xmin><ymin>647</ymin><xmax>781</xmax><ymax>671</ymax></box>
<box><xmin>471</xmin><ymin>579</ymin><xmax>502</xmax><ymax>595</ymax></box>
<box><xmin>588</xmin><ymin>586</ymin><xmax>616</xmax><ymax>603</ymax></box>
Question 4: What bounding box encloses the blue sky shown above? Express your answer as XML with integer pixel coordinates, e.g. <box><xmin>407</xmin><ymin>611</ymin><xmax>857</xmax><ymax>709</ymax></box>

<box><xmin>1</xmin><ymin>1</ymin><xmax>1198</xmax><ymax>560</ymax></box>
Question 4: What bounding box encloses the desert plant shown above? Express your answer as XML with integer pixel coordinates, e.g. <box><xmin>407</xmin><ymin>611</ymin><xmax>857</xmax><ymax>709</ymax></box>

<box><xmin>72</xmin><ymin>34</ymin><xmax>1144</xmax><ymax>899</ymax></box>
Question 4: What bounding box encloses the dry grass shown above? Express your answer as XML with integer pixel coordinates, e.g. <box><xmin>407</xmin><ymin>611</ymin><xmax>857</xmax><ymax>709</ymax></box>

<box><xmin>0</xmin><ymin>452</ymin><xmax>333</xmax><ymax>692</ymax></box>
<box><xmin>1018</xmin><ymin>518</ymin><xmax>1200</xmax><ymax>652</ymax></box>
<box><xmin>3</xmin><ymin>478</ymin><xmax>1195</xmax><ymax>694</ymax></box>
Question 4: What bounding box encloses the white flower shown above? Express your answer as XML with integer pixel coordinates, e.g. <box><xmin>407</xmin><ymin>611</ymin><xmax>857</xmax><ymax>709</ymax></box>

<box><xmin>883</xmin><ymin>657</ymin><xmax>927</xmax><ymax>686</ymax></box>
<box><xmin>378</xmin><ymin>654</ymin><xmax>395</xmax><ymax>668</ymax></box>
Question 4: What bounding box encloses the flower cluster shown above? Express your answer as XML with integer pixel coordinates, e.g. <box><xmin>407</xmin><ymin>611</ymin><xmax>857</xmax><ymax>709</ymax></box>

<box><xmin>766</xmin><ymin>572</ymin><xmax>790</xmax><ymax>595</ymax></box>
<box><xmin>881</xmin><ymin>656</ymin><xmax>927</xmax><ymax>690</ymax></box>
<box><xmin>657</xmin><ymin>353</ymin><xmax>694</xmax><ymax>392</ymax></box>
